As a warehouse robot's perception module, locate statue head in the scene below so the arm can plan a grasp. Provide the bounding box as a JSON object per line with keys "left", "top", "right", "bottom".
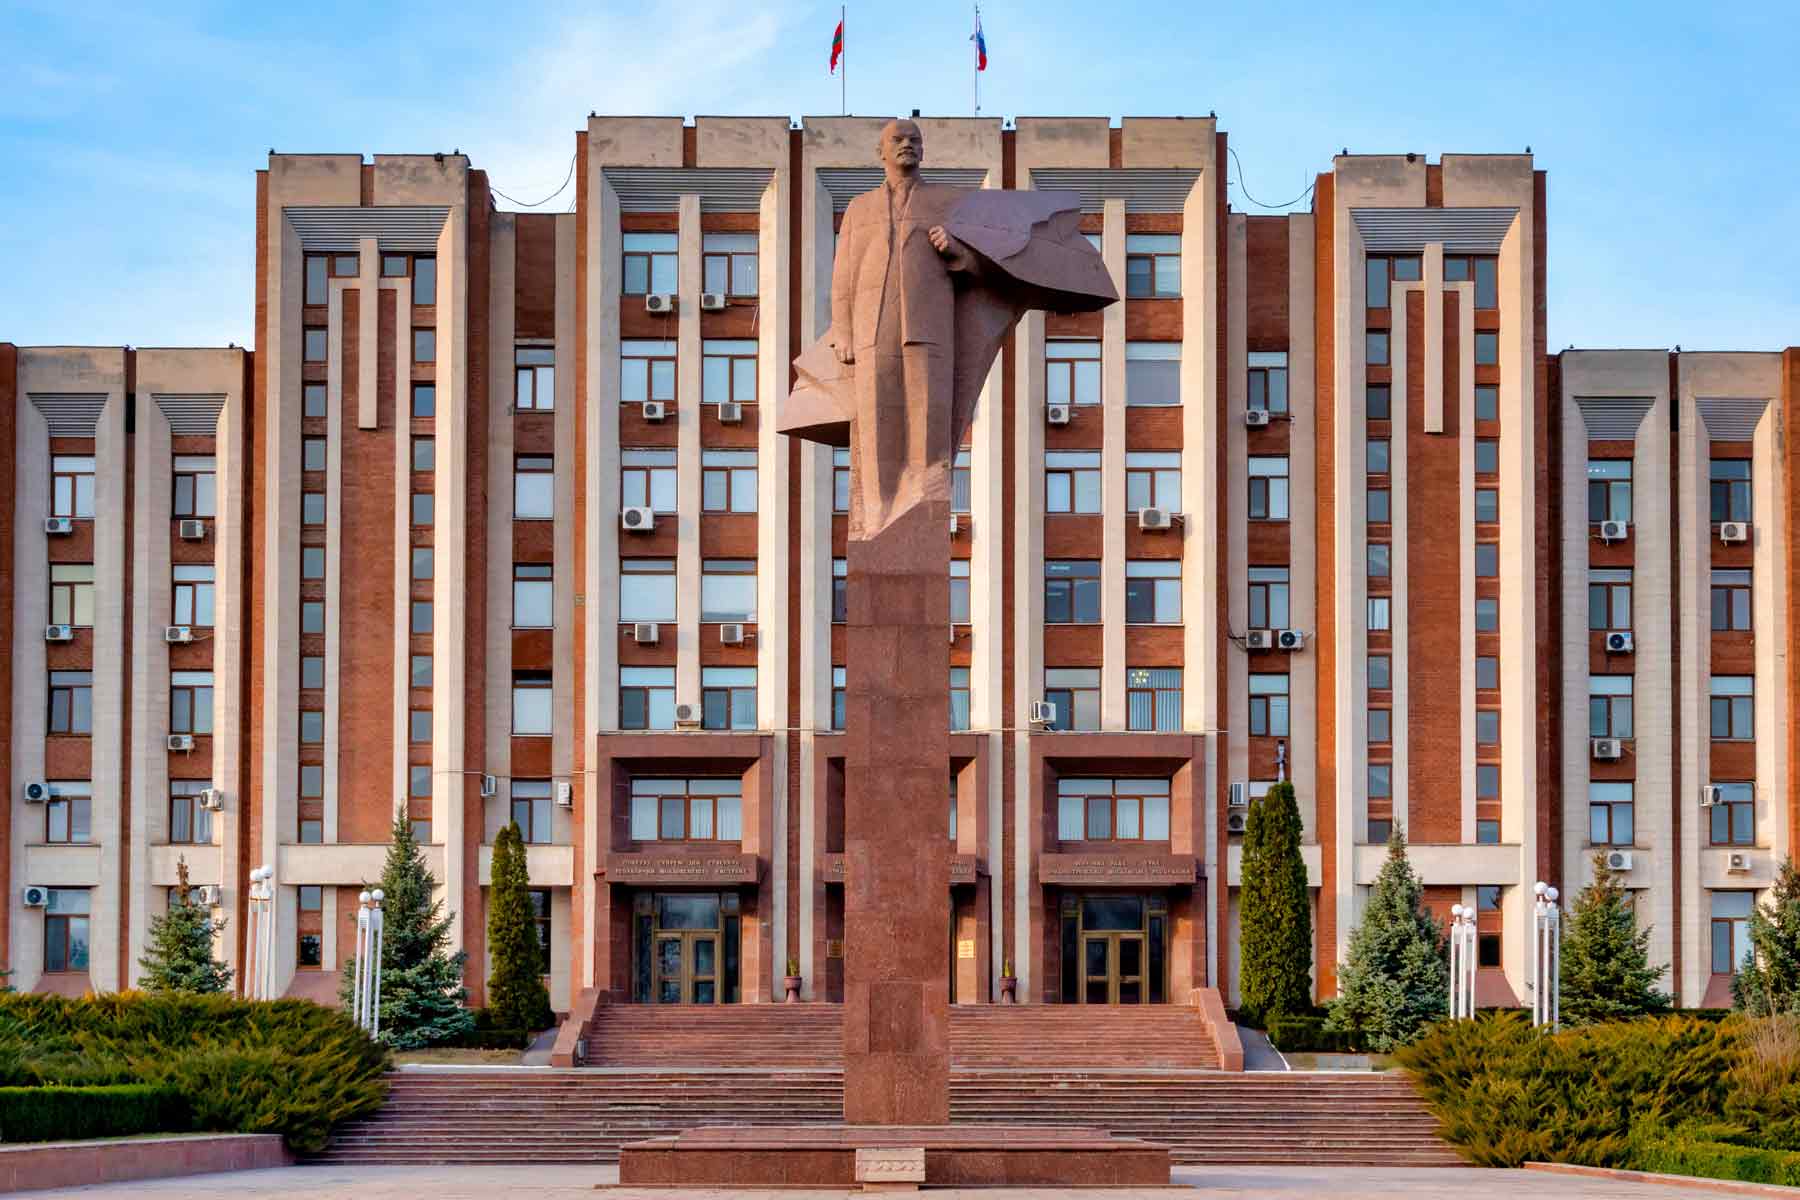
{"left": 878, "top": 119, "right": 923, "bottom": 179}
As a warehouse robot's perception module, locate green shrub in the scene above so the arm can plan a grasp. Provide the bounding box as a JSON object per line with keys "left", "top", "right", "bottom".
{"left": 0, "top": 1085, "right": 189, "bottom": 1143}
{"left": 1633, "top": 1137, "right": 1800, "bottom": 1187}
{"left": 449, "top": 1027, "right": 533, "bottom": 1051}
{"left": 1239, "top": 782, "right": 1314, "bottom": 1028}
{"left": 1722, "top": 1015, "right": 1800, "bottom": 1151}
{"left": 1267, "top": 1013, "right": 1360, "bottom": 1054}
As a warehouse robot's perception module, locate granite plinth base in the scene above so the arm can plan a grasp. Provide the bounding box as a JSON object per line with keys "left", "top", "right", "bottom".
{"left": 616, "top": 1125, "right": 1170, "bottom": 1188}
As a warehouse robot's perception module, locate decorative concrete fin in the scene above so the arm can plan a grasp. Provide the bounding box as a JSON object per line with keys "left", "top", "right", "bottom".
{"left": 1574, "top": 396, "right": 1654, "bottom": 441}
{"left": 29, "top": 393, "right": 106, "bottom": 437}
{"left": 1350, "top": 207, "right": 1518, "bottom": 253}
{"left": 155, "top": 394, "right": 227, "bottom": 437}
{"left": 600, "top": 168, "right": 775, "bottom": 213}
{"left": 1697, "top": 397, "right": 1770, "bottom": 442}
{"left": 1020, "top": 169, "right": 1203, "bottom": 214}
{"left": 283, "top": 206, "right": 449, "bottom": 252}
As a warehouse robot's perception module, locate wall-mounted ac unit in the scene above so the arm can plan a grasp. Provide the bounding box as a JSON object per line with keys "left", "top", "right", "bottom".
{"left": 641, "top": 400, "right": 668, "bottom": 422}
{"left": 621, "top": 506, "right": 655, "bottom": 533}
{"left": 1029, "top": 700, "right": 1056, "bottom": 725}
{"left": 21, "top": 886, "right": 48, "bottom": 908}
{"left": 716, "top": 401, "right": 744, "bottom": 424}
{"left": 633, "top": 622, "right": 660, "bottom": 644}
{"left": 192, "top": 885, "right": 223, "bottom": 907}
{"left": 44, "top": 517, "right": 73, "bottom": 535}
{"left": 720, "top": 623, "right": 747, "bottom": 645}
{"left": 556, "top": 781, "right": 574, "bottom": 808}
{"left": 1245, "top": 629, "right": 1274, "bottom": 650}
{"left": 22, "top": 782, "right": 48, "bottom": 804}
{"left": 1137, "top": 508, "right": 1173, "bottom": 531}
{"left": 1228, "top": 782, "right": 1249, "bottom": 809}
{"left": 1591, "top": 737, "right": 1623, "bottom": 761}
{"left": 167, "top": 734, "right": 196, "bottom": 752}
{"left": 1727, "top": 852, "right": 1752, "bottom": 874}
{"left": 1046, "top": 403, "right": 1072, "bottom": 426}
{"left": 165, "top": 625, "right": 193, "bottom": 644}
{"left": 674, "top": 703, "right": 702, "bottom": 728}
{"left": 699, "top": 292, "right": 727, "bottom": 312}
{"left": 178, "top": 519, "right": 207, "bottom": 541}
{"left": 1605, "top": 631, "right": 1634, "bottom": 654}
{"left": 1226, "top": 811, "right": 1249, "bottom": 834}
{"left": 479, "top": 774, "right": 497, "bottom": 798}
{"left": 1701, "top": 785, "right": 1724, "bottom": 807}
{"left": 198, "top": 788, "right": 224, "bottom": 812}
{"left": 645, "top": 293, "right": 675, "bottom": 314}
{"left": 1720, "top": 521, "right": 1750, "bottom": 544}
{"left": 1277, "top": 629, "right": 1306, "bottom": 651}
{"left": 1598, "top": 519, "right": 1630, "bottom": 543}
{"left": 1605, "top": 850, "right": 1634, "bottom": 872}
{"left": 949, "top": 513, "right": 966, "bottom": 535}
{"left": 1245, "top": 409, "right": 1271, "bottom": 428}
{"left": 45, "top": 624, "right": 73, "bottom": 642}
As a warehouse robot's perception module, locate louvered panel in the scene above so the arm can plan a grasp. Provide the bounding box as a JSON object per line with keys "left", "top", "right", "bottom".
{"left": 601, "top": 168, "right": 775, "bottom": 213}
{"left": 1698, "top": 397, "right": 1770, "bottom": 442}
{"left": 1025, "top": 169, "right": 1204, "bottom": 213}
{"left": 1350, "top": 208, "right": 1519, "bottom": 253}
{"left": 283, "top": 206, "right": 451, "bottom": 251}
{"left": 29, "top": 393, "right": 107, "bottom": 438}
{"left": 155, "top": 394, "right": 227, "bottom": 437}
{"left": 1574, "top": 397, "right": 1654, "bottom": 440}
{"left": 818, "top": 168, "right": 989, "bottom": 213}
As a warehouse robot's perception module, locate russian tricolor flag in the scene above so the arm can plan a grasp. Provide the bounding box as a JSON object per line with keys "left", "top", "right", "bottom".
{"left": 970, "top": 6, "right": 987, "bottom": 71}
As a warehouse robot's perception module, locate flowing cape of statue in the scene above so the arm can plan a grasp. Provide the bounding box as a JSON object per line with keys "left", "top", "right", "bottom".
{"left": 780, "top": 190, "right": 1117, "bottom": 452}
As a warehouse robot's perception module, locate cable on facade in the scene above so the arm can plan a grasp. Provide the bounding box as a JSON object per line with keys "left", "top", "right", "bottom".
{"left": 490, "top": 151, "right": 578, "bottom": 209}
{"left": 1227, "top": 146, "right": 1316, "bottom": 211}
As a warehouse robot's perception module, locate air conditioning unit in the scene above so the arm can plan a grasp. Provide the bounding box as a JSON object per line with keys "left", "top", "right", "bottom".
{"left": 45, "top": 624, "right": 73, "bottom": 642}
{"left": 1720, "top": 521, "right": 1750, "bottom": 544}
{"left": 1245, "top": 629, "right": 1274, "bottom": 650}
{"left": 645, "top": 292, "right": 675, "bottom": 314}
{"left": 1605, "top": 631, "right": 1634, "bottom": 654}
{"left": 22, "top": 782, "right": 48, "bottom": 804}
{"left": 1046, "top": 403, "right": 1072, "bottom": 426}
{"left": 44, "top": 517, "right": 73, "bottom": 535}
{"left": 699, "top": 292, "right": 727, "bottom": 312}
{"left": 167, "top": 734, "right": 196, "bottom": 752}
{"left": 1701, "top": 785, "right": 1724, "bottom": 807}
{"left": 22, "top": 886, "right": 48, "bottom": 909}
{"left": 1228, "top": 782, "right": 1249, "bottom": 809}
{"left": 716, "top": 401, "right": 744, "bottom": 424}
{"left": 949, "top": 513, "right": 964, "bottom": 535}
{"left": 720, "top": 622, "right": 747, "bottom": 645}
{"left": 641, "top": 400, "right": 668, "bottom": 422}
{"left": 198, "top": 788, "right": 224, "bottom": 812}
{"left": 1277, "top": 629, "right": 1306, "bottom": 651}
{"left": 192, "top": 885, "right": 223, "bottom": 907}
{"left": 1245, "top": 408, "right": 1271, "bottom": 428}
{"left": 1728, "top": 852, "right": 1753, "bottom": 874}
{"left": 1598, "top": 519, "right": 1630, "bottom": 543}
{"left": 1591, "top": 737, "right": 1622, "bottom": 761}
{"left": 620, "top": 506, "right": 655, "bottom": 533}
{"left": 632, "top": 622, "right": 660, "bottom": 644}
{"left": 1605, "top": 850, "right": 1635, "bottom": 872}
{"left": 1137, "top": 507, "right": 1173, "bottom": 531}
{"left": 178, "top": 519, "right": 207, "bottom": 541}
{"left": 674, "top": 702, "right": 702, "bottom": 728}
{"left": 165, "top": 625, "right": 193, "bottom": 644}
{"left": 1029, "top": 699, "right": 1056, "bottom": 725}
{"left": 1226, "top": 811, "right": 1249, "bottom": 834}
{"left": 555, "top": 781, "right": 574, "bottom": 808}
{"left": 479, "top": 774, "right": 497, "bottom": 798}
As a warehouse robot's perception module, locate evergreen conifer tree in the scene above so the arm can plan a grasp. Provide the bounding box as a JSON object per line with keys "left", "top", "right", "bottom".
{"left": 137, "top": 858, "right": 232, "bottom": 994}
{"left": 1238, "top": 780, "right": 1313, "bottom": 1027}
{"left": 1736, "top": 856, "right": 1800, "bottom": 1015}
{"left": 486, "top": 821, "right": 554, "bottom": 1032}
{"left": 1559, "top": 852, "right": 1671, "bottom": 1025}
{"left": 340, "top": 812, "right": 475, "bottom": 1049}
{"left": 1324, "top": 824, "right": 1448, "bottom": 1051}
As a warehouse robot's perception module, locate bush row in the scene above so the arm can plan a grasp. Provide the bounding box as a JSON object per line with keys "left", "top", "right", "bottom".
{"left": 1266, "top": 1013, "right": 1362, "bottom": 1054}
{"left": 1634, "top": 1137, "right": 1800, "bottom": 1188}
{"left": 0, "top": 1085, "right": 189, "bottom": 1143}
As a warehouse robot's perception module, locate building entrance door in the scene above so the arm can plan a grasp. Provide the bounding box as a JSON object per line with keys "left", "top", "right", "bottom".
{"left": 633, "top": 891, "right": 741, "bottom": 1004}
{"left": 1081, "top": 932, "right": 1146, "bottom": 1004}
{"left": 1060, "top": 893, "right": 1168, "bottom": 1004}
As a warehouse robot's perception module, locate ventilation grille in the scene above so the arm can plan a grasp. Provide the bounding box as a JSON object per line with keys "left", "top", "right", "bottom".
{"left": 818, "top": 168, "right": 989, "bottom": 213}
{"left": 1350, "top": 207, "right": 1519, "bottom": 253}
{"left": 1697, "top": 397, "right": 1770, "bottom": 442}
{"left": 601, "top": 168, "right": 775, "bottom": 213}
{"left": 1574, "top": 396, "right": 1654, "bottom": 441}
{"left": 283, "top": 206, "right": 450, "bottom": 252}
{"left": 155, "top": 394, "right": 227, "bottom": 436}
{"left": 1025, "top": 168, "right": 1204, "bottom": 213}
{"left": 29, "top": 394, "right": 107, "bottom": 438}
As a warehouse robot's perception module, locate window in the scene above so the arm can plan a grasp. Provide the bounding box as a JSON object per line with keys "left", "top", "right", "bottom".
{"left": 621, "top": 340, "right": 677, "bottom": 405}
{"left": 950, "top": 667, "right": 971, "bottom": 731}
{"left": 412, "top": 384, "right": 436, "bottom": 418}
{"left": 832, "top": 558, "right": 847, "bottom": 624}
{"left": 515, "top": 346, "right": 555, "bottom": 411}
{"left": 1711, "top": 459, "right": 1752, "bottom": 523}
{"left": 701, "top": 559, "right": 756, "bottom": 622}
{"left": 410, "top": 492, "right": 433, "bottom": 526}
{"left": 412, "top": 547, "right": 433, "bottom": 580}
{"left": 303, "top": 385, "right": 327, "bottom": 418}
{"left": 172, "top": 456, "right": 217, "bottom": 518}
{"left": 411, "top": 820, "right": 432, "bottom": 843}
{"left": 303, "top": 437, "right": 326, "bottom": 472}
{"left": 1045, "top": 451, "right": 1102, "bottom": 514}
{"left": 514, "top": 455, "right": 554, "bottom": 520}
{"left": 510, "top": 780, "right": 554, "bottom": 844}
{"left": 169, "top": 780, "right": 213, "bottom": 845}
{"left": 1248, "top": 457, "right": 1289, "bottom": 520}
{"left": 170, "top": 670, "right": 214, "bottom": 735}
{"left": 1044, "top": 560, "right": 1101, "bottom": 624}
{"left": 1476, "top": 656, "right": 1499, "bottom": 690}
{"left": 1368, "top": 596, "right": 1392, "bottom": 631}
{"left": 950, "top": 560, "right": 971, "bottom": 624}
{"left": 1367, "top": 439, "right": 1390, "bottom": 475}
{"left": 1470, "top": 387, "right": 1499, "bottom": 424}
{"left": 408, "top": 705, "right": 431, "bottom": 744}
{"left": 1475, "top": 439, "right": 1499, "bottom": 475}
{"left": 1126, "top": 452, "right": 1181, "bottom": 512}
{"left": 1709, "top": 781, "right": 1756, "bottom": 848}
{"left": 302, "top": 655, "right": 324, "bottom": 690}
{"left": 411, "top": 601, "right": 432, "bottom": 634}
{"left": 1365, "top": 254, "right": 1420, "bottom": 310}
{"left": 305, "top": 254, "right": 330, "bottom": 305}
{"left": 529, "top": 890, "right": 552, "bottom": 974}
{"left": 620, "top": 559, "right": 676, "bottom": 622}
{"left": 47, "top": 671, "right": 92, "bottom": 735}
{"left": 302, "top": 600, "right": 326, "bottom": 634}
{"left": 1125, "top": 234, "right": 1181, "bottom": 298}
{"left": 702, "top": 233, "right": 758, "bottom": 298}
{"left": 1589, "top": 568, "right": 1631, "bottom": 631}
{"left": 513, "top": 671, "right": 553, "bottom": 735}
{"left": 49, "top": 563, "right": 94, "bottom": 628}
{"left": 1127, "top": 667, "right": 1182, "bottom": 732}
{"left": 1474, "top": 332, "right": 1498, "bottom": 365}
{"left": 1368, "top": 543, "right": 1391, "bottom": 579}
{"left": 1249, "top": 674, "right": 1290, "bottom": 737}
{"left": 301, "top": 764, "right": 323, "bottom": 800}
{"left": 702, "top": 340, "right": 758, "bottom": 406}
{"left": 1588, "top": 675, "right": 1634, "bottom": 740}
{"left": 1474, "top": 543, "right": 1499, "bottom": 578}
{"left": 1587, "top": 460, "right": 1631, "bottom": 524}
{"left": 1046, "top": 339, "right": 1101, "bottom": 406}
{"left": 304, "top": 328, "right": 327, "bottom": 362}
{"left": 300, "top": 709, "right": 325, "bottom": 744}
{"left": 1247, "top": 566, "right": 1290, "bottom": 629}
{"left": 1126, "top": 342, "right": 1180, "bottom": 406}
{"left": 1477, "top": 935, "right": 1503, "bottom": 969}
{"left": 1058, "top": 777, "right": 1171, "bottom": 842}
{"left": 412, "top": 438, "right": 435, "bottom": 472}
{"left": 1475, "top": 597, "right": 1499, "bottom": 631}
{"left": 413, "top": 329, "right": 435, "bottom": 363}
{"left": 45, "top": 782, "right": 92, "bottom": 844}
{"left": 1368, "top": 487, "right": 1391, "bottom": 524}
{"left": 412, "top": 256, "right": 436, "bottom": 305}
{"left": 1366, "top": 385, "right": 1391, "bottom": 421}
{"left": 818, "top": 664, "right": 842, "bottom": 731}
{"left": 169, "top": 564, "right": 215, "bottom": 628}
{"left": 1043, "top": 668, "right": 1101, "bottom": 732}
{"left": 622, "top": 448, "right": 678, "bottom": 512}
{"left": 1366, "top": 331, "right": 1389, "bottom": 366}
{"left": 1368, "top": 654, "right": 1391, "bottom": 690}
{"left": 1712, "top": 570, "right": 1753, "bottom": 632}
{"left": 953, "top": 449, "right": 971, "bottom": 513}
{"left": 620, "top": 667, "right": 676, "bottom": 730}
{"left": 297, "top": 885, "right": 323, "bottom": 968}
{"left": 52, "top": 455, "right": 95, "bottom": 518}
{"left": 1368, "top": 764, "right": 1392, "bottom": 799}
{"left": 701, "top": 449, "right": 757, "bottom": 513}
{"left": 513, "top": 564, "right": 553, "bottom": 628}
{"left": 1248, "top": 352, "right": 1288, "bottom": 415}
{"left": 630, "top": 777, "right": 743, "bottom": 841}
{"left": 1712, "top": 892, "right": 1755, "bottom": 974}
{"left": 1475, "top": 488, "right": 1498, "bottom": 522}
{"left": 1477, "top": 819, "right": 1501, "bottom": 845}
{"left": 1589, "top": 781, "right": 1635, "bottom": 846}
{"left": 303, "top": 491, "right": 326, "bottom": 526}
{"left": 701, "top": 667, "right": 756, "bottom": 731}
{"left": 1478, "top": 764, "right": 1499, "bottom": 801}
{"left": 1711, "top": 676, "right": 1754, "bottom": 740}
{"left": 1369, "top": 707, "right": 1391, "bottom": 744}
{"left": 1443, "top": 254, "right": 1499, "bottom": 309}
{"left": 43, "top": 888, "right": 91, "bottom": 973}
{"left": 1125, "top": 560, "right": 1181, "bottom": 624}
{"left": 622, "top": 232, "right": 678, "bottom": 295}
{"left": 411, "top": 655, "right": 433, "bottom": 688}
{"left": 1476, "top": 709, "right": 1500, "bottom": 745}
{"left": 833, "top": 448, "right": 851, "bottom": 514}
{"left": 1367, "top": 818, "right": 1393, "bottom": 844}
{"left": 1476, "top": 885, "right": 1502, "bottom": 913}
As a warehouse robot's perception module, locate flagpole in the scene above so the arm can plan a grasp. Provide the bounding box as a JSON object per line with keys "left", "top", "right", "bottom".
{"left": 972, "top": 6, "right": 979, "bottom": 117}
{"left": 841, "top": 5, "right": 846, "bottom": 116}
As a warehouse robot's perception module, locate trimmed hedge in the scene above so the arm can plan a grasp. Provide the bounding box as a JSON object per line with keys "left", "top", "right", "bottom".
{"left": 0, "top": 1085, "right": 189, "bottom": 1143}
{"left": 448, "top": 1028, "right": 533, "bottom": 1051}
{"left": 1634, "top": 1138, "right": 1800, "bottom": 1188}
{"left": 1267, "top": 1013, "right": 1361, "bottom": 1054}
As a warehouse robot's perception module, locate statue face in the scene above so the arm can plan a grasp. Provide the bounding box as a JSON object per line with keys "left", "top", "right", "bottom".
{"left": 879, "top": 120, "right": 923, "bottom": 173}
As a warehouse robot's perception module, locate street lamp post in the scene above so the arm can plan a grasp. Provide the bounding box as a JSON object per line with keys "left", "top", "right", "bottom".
{"left": 352, "top": 889, "right": 386, "bottom": 1036}
{"left": 1531, "top": 881, "right": 1562, "bottom": 1029}
{"left": 1448, "top": 903, "right": 1477, "bottom": 1020}
{"left": 245, "top": 864, "right": 275, "bottom": 1000}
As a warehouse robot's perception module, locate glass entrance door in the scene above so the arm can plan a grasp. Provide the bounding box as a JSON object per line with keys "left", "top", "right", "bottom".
{"left": 633, "top": 891, "right": 741, "bottom": 1004}
{"left": 1081, "top": 932, "right": 1146, "bottom": 1004}
{"left": 1060, "top": 893, "right": 1168, "bottom": 1004}
{"left": 654, "top": 931, "right": 720, "bottom": 1004}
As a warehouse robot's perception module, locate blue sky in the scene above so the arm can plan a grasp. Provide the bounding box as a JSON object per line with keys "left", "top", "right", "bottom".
{"left": 3, "top": 0, "right": 1796, "bottom": 352}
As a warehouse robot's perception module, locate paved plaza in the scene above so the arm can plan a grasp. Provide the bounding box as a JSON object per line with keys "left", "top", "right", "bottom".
{"left": 10, "top": 1163, "right": 1749, "bottom": 1198}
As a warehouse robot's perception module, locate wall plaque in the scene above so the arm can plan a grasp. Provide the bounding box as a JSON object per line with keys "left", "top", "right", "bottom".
{"left": 601, "top": 851, "right": 759, "bottom": 885}
{"left": 1037, "top": 852, "right": 1198, "bottom": 886}
{"left": 957, "top": 938, "right": 976, "bottom": 960}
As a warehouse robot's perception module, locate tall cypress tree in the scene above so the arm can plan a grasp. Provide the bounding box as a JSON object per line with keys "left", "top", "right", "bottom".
{"left": 1325, "top": 824, "right": 1447, "bottom": 1051}
{"left": 1559, "top": 851, "right": 1671, "bottom": 1025}
{"left": 1736, "top": 856, "right": 1800, "bottom": 1016}
{"left": 1238, "top": 781, "right": 1313, "bottom": 1026}
{"left": 137, "top": 858, "right": 232, "bottom": 994}
{"left": 486, "top": 821, "right": 554, "bottom": 1031}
